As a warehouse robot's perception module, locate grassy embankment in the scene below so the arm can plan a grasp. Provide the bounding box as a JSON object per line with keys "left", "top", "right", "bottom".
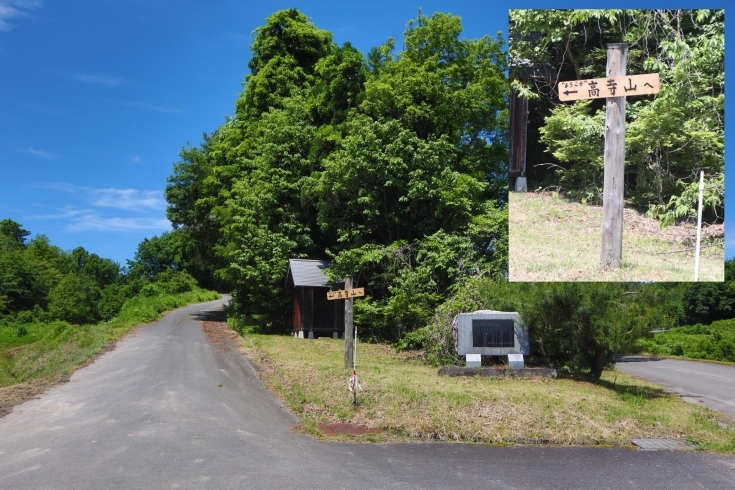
{"left": 0, "top": 289, "right": 220, "bottom": 389}
{"left": 509, "top": 192, "right": 724, "bottom": 281}
{"left": 637, "top": 319, "right": 735, "bottom": 363}
{"left": 236, "top": 333, "right": 735, "bottom": 452}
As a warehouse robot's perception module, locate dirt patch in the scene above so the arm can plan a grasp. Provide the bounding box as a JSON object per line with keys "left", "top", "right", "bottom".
{"left": 317, "top": 423, "right": 383, "bottom": 436}
{"left": 202, "top": 320, "right": 239, "bottom": 347}
{"left": 0, "top": 377, "right": 69, "bottom": 418}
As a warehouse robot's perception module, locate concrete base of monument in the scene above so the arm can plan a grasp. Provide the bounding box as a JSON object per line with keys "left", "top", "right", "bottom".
{"left": 438, "top": 366, "right": 557, "bottom": 378}
{"left": 514, "top": 176, "right": 527, "bottom": 192}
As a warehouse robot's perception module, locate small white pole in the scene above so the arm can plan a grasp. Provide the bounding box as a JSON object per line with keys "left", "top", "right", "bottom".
{"left": 694, "top": 171, "right": 704, "bottom": 281}
{"left": 350, "top": 325, "right": 357, "bottom": 406}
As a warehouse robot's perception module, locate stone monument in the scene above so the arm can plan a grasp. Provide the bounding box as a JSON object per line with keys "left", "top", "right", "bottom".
{"left": 453, "top": 310, "right": 529, "bottom": 368}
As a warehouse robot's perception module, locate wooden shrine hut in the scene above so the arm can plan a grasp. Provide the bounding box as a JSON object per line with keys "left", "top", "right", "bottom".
{"left": 509, "top": 30, "right": 557, "bottom": 191}
{"left": 285, "top": 259, "right": 344, "bottom": 339}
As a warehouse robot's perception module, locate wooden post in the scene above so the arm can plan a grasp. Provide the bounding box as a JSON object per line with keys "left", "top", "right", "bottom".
{"left": 344, "top": 277, "right": 354, "bottom": 368}
{"left": 694, "top": 171, "right": 704, "bottom": 281}
{"left": 601, "top": 43, "right": 627, "bottom": 269}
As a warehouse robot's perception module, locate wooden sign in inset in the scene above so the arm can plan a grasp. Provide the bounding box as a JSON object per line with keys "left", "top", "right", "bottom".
{"left": 558, "top": 73, "right": 660, "bottom": 101}
{"left": 327, "top": 287, "right": 365, "bottom": 300}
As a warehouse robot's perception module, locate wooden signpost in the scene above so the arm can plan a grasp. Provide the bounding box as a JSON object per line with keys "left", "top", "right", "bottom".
{"left": 327, "top": 279, "right": 366, "bottom": 368}
{"left": 558, "top": 43, "right": 660, "bottom": 269}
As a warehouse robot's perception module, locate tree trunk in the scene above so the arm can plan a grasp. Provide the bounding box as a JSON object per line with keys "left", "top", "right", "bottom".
{"left": 590, "top": 347, "right": 609, "bottom": 381}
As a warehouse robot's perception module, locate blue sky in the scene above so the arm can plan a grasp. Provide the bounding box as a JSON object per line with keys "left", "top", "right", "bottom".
{"left": 0, "top": 0, "right": 731, "bottom": 267}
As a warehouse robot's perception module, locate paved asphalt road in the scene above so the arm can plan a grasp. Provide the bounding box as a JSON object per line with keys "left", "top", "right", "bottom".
{"left": 1, "top": 298, "right": 734, "bottom": 489}
{"left": 616, "top": 356, "right": 735, "bottom": 422}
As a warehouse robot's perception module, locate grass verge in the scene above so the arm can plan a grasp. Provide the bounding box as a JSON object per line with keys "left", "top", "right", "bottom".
{"left": 237, "top": 333, "right": 735, "bottom": 452}
{"left": 0, "top": 289, "right": 220, "bottom": 396}
{"left": 509, "top": 192, "right": 724, "bottom": 281}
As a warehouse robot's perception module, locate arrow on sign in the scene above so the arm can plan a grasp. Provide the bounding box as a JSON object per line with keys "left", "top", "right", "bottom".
{"left": 559, "top": 73, "right": 659, "bottom": 101}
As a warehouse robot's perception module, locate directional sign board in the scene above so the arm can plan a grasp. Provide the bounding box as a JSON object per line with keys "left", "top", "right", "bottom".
{"left": 327, "top": 288, "right": 365, "bottom": 300}
{"left": 559, "top": 73, "right": 660, "bottom": 101}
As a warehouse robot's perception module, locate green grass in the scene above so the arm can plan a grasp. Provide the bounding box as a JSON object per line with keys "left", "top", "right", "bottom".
{"left": 509, "top": 192, "right": 724, "bottom": 281}
{"left": 637, "top": 319, "right": 735, "bottom": 362}
{"left": 0, "top": 289, "right": 220, "bottom": 388}
{"left": 237, "top": 333, "right": 735, "bottom": 452}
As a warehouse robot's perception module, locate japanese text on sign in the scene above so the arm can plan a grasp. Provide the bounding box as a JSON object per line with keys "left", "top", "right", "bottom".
{"left": 327, "top": 287, "right": 365, "bottom": 300}
{"left": 559, "top": 73, "right": 660, "bottom": 101}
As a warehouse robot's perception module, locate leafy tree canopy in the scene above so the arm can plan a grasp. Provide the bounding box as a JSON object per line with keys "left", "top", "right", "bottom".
{"left": 165, "top": 9, "right": 509, "bottom": 336}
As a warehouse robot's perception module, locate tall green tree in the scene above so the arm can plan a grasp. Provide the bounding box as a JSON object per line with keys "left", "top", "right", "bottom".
{"left": 239, "top": 8, "right": 334, "bottom": 121}
{"left": 308, "top": 12, "right": 508, "bottom": 338}
{"left": 164, "top": 9, "right": 509, "bottom": 337}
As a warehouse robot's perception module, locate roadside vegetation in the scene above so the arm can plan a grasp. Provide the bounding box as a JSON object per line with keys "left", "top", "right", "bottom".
{"left": 0, "top": 219, "right": 219, "bottom": 391}
{"left": 237, "top": 333, "right": 735, "bottom": 452}
{"left": 0, "top": 288, "right": 219, "bottom": 389}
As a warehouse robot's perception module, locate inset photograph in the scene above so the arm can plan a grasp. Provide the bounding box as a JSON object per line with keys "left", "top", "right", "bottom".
{"left": 508, "top": 9, "right": 724, "bottom": 281}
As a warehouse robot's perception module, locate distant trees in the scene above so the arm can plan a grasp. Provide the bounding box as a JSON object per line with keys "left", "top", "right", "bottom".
{"left": 0, "top": 221, "right": 207, "bottom": 326}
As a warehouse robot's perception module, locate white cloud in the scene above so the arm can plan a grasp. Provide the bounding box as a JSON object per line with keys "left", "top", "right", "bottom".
{"left": 66, "top": 72, "right": 129, "bottom": 87}
{"left": 65, "top": 214, "right": 171, "bottom": 232}
{"left": 91, "top": 188, "right": 165, "bottom": 211}
{"left": 27, "top": 205, "right": 84, "bottom": 220}
{"left": 106, "top": 100, "right": 181, "bottom": 114}
{"left": 24, "top": 146, "right": 59, "bottom": 159}
{"left": 29, "top": 184, "right": 170, "bottom": 233}
{"left": 0, "top": 0, "right": 40, "bottom": 32}
{"left": 131, "top": 156, "right": 141, "bottom": 163}
{"left": 123, "top": 101, "right": 182, "bottom": 114}
{"left": 39, "top": 183, "right": 166, "bottom": 212}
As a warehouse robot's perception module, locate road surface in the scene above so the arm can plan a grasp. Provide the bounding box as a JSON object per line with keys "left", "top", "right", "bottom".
{"left": 0, "top": 298, "right": 733, "bottom": 489}
{"left": 616, "top": 356, "right": 735, "bottom": 422}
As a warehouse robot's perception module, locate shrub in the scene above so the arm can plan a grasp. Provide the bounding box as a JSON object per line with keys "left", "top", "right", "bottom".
{"left": 48, "top": 273, "right": 101, "bottom": 325}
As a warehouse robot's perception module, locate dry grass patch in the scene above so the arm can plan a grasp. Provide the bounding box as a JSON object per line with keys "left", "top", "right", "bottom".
{"left": 509, "top": 192, "right": 724, "bottom": 281}
{"left": 237, "top": 333, "right": 735, "bottom": 452}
